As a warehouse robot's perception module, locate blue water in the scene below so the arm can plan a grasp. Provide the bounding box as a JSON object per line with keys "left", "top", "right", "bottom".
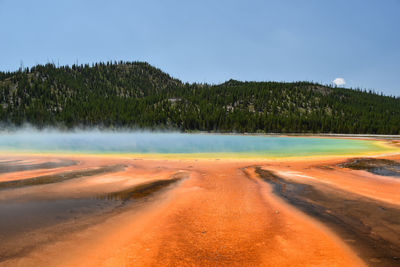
{"left": 0, "top": 132, "right": 390, "bottom": 157}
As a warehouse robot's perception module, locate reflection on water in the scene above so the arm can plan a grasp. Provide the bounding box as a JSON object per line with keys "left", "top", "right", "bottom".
{"left": 0, "top": 198, "right": 120, "bottom": 239}
{"left": 0, "top": 169, "right": 184, "bottom": 261}
{"left": 0, "top": 177, "right": 182, "bottom": 239}
{"left": 0, "top": 197, "right": 124, "bottom": 261}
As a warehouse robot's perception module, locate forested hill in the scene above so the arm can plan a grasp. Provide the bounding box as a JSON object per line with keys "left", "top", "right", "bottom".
{"left": 0, "top": 61, "right": 399, "bottom": 134}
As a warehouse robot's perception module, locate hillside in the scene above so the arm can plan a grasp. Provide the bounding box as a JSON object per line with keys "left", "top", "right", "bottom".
{"left": 0, "top": 61, "right": 399, "bottom": 134}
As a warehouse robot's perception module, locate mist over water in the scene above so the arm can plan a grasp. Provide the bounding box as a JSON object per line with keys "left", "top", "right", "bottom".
{"left": 0, "top": 130, "right": 391, "bottom": 157}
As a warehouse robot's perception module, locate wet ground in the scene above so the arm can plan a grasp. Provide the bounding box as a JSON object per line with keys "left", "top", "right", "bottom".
{"left": 0, "top": 158, "right": 185, "bottom": 263}
{"left": 0, "top": 164, "right": 125, "bottom": 190}
{"left": 254, "top": 166, "right": 400, "bottom": 267}
{"left": 339, "top": 158, "right": 400, "bottom": 177}
{"left": 0, "top": 159, "right": 77, "bottom": 174}
{"left": 0, "top": 154, "right": 399, "bottom": 266}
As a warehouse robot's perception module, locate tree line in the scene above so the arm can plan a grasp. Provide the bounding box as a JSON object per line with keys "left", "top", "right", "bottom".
{"left": 0, "top": 61, "right": 399, "bottom": 134}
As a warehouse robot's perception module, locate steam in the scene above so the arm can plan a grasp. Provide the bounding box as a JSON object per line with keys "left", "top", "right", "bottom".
{"left": 0, "top": 127, "right": 377, "bottom": 156}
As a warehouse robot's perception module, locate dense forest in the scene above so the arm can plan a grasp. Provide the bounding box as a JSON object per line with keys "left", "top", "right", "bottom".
{"left": 0, "top": 61, "right": 399, "bottom": 134}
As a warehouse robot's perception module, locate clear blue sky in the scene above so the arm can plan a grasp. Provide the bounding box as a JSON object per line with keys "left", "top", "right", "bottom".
{"left": 1, "top": 0, "right": 399, "bottom": 95}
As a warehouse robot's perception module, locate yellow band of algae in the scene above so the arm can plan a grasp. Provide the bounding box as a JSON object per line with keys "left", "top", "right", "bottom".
{"left": 0, "top": 139, "right": 398, "bottom": 162}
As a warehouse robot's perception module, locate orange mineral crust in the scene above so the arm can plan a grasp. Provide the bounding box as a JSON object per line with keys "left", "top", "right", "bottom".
{"left": 264, "top": 156, "right": 400, "bottom": 205}
{"left": 0, "top": 156, "right": 373, "bottom": 267}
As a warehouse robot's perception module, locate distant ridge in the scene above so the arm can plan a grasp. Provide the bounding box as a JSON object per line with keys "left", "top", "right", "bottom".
{"left": 0, "top": 61, "right": 399, "bottom": 134}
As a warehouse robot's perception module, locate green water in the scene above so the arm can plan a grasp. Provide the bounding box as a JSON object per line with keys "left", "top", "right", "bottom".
{"left": 0, "top": 132, "right": 395, "bottom": 158}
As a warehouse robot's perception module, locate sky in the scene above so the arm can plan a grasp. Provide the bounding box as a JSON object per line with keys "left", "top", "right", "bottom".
{"left": 0, "top": 0, "right": 399, "bottom": 95}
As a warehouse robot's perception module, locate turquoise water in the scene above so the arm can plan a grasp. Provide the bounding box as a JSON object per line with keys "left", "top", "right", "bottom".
{"left": 0, "top": 132, "right": 392, "bottom": 157}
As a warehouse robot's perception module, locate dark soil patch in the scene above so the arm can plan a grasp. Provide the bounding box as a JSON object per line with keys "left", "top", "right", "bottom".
{"left": 255, "top": 167, "right": 400, "bottom": 267}
{"left": 99, "top": 172, "right": 187, "bottom": 201}
{"left": 0, "top": 164, "right": 125, "bottom": 190}
{"left": 340, "top": 158, "right": 400, "bottom": 177}
{"left": 0, "top": 159, "right": 78, "bottom": 174}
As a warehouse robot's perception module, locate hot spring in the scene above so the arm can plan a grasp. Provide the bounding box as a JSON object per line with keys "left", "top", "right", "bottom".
{"left": 0, "top": 131, "right": 395, "bottom": 158}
